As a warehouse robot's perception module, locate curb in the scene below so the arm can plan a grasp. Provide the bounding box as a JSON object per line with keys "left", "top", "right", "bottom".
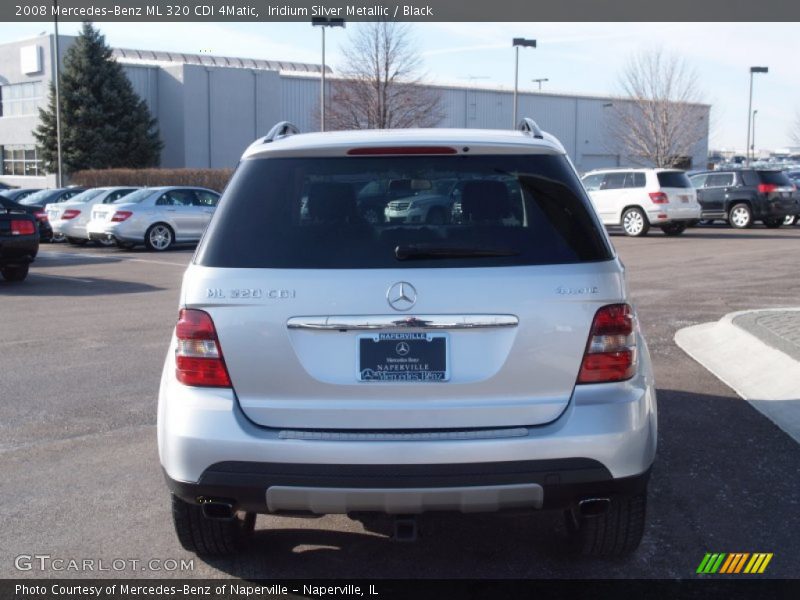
{"left": 675, "top": 309, "right": 800, "bottom": 445}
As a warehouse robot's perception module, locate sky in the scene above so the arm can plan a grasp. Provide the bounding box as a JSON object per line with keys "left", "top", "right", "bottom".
{"left": 1, "top": 21, "right": 798, "bottom": 151}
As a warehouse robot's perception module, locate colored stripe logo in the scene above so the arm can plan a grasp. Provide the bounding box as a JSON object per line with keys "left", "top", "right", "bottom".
{"left": 696, "top": 553, "right": 773, "bottom": 574}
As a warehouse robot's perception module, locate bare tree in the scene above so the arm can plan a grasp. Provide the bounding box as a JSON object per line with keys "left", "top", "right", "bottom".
{"left": 607, "top": 49, "right": 707, "bottom": 167}
{"left": 791, "top": 109, "right": 800, "bottom": 146}
{"left": 325, "top": 22, "right": 443, "bottom": 130}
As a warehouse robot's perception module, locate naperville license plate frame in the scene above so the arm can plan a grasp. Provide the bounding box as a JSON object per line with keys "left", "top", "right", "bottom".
{"left": 358, "top": 332, "right": 449, "bottom": 382}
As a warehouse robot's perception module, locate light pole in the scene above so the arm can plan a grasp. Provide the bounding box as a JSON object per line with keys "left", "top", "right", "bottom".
{"left": 532, "top": 77, "right": 548, "bottom": 91}
{"left": 746, "top": 66, "right": 767, "bottom": 166}
{"left": 53, "top": 0, "right": 63, "bottom": 187}
{"left": 751, "top": 109, "right": 758, "bottom": 161}
{"left": 512, "top": 37, "right": 536, "bottom": 128}
{"left": 311, "top": 17, "right": 345, "bottom": 132}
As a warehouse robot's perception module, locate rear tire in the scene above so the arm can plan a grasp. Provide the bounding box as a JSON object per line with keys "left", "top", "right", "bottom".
{"left": 66, "top": 236, "right": 88, "bottom": 246}
{"left": 763, "top": 217, "right": 783, "bottom": 229}
{"left": 660, "top": 222, "right": 687, "bottom": 236}
{"left": 783, "top": 215, "right": 797, "bottom": 226}
{"left": 1, "top": 264, "right": 29, "bottom": 282}
{"left": 621, "top": 207, "right": 649, "bottom": 237}
{"left": 565, "top": 493, "right": 647, "bottom": 557}
{"left": 728, "top": 203, "right": 752, "bottom": 229}
{"left": 145, "top": 223, "right": 174, "bottom": 252}
{"left": 171, "top": 495, "right": 255, "bottom": 557}
{"left": 115, "top": 240, "right": 135, "bottom": 250}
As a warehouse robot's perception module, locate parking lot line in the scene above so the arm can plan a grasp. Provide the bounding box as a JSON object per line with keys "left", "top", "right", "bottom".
{"left": 38, "top": 250, "right": 189, "bottom": 267}
{"left": 30, "top": 273, "right": 94, "bottom": 284}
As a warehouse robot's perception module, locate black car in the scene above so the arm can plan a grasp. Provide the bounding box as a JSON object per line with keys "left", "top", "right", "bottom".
{"left": 0, "top": 207, "right": 38, "bottom": 282}
{"left": 0, "top": 188, "right": 42, "bottom": 203}
{"left": 16, "top": 187, "right": 86, "bottom": 209}
{"left": 0, "top": 195, "right": 53, "bottom": 242}
{"left": 784, "top": 170, "right": 800, "bottom": 225}
{"left": 689, "top": 169, "right": 797, "bottom": 228}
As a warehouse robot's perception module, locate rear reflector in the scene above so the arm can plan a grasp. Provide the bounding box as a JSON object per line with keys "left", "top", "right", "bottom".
{"left": 111, "top": 211, "right": 133, "bottom": 222}
{"left": 757, "top": 183, "right": 778, "bottom": 193}
{"left": 347, "top": 146, "right": 458, "bottom": 156}
{"left": 175, "top": 309, "right": 231, "bottom": 387}
{"left": 61, "top": 209, "right": 81, "bottom": 220}
{"left": 577, "top": 304, "right": 637, "bottom": 384}
{"left": 10, "top": 220, "right": 36, "bottom": 235}
{"left": 649, "top": 192, "right": 669, "bottom": 204}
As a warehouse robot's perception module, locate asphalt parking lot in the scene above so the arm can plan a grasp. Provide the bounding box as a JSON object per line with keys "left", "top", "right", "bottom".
{"left": 2, "top": 226, "right": 799, "bottom": 579}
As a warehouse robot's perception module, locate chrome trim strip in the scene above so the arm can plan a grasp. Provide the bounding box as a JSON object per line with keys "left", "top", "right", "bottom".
{"left": 286, "top": 314, "right": 519, "bottom": 331}
{"left": 278, "top": 428, "right": 528, "bottom": 441}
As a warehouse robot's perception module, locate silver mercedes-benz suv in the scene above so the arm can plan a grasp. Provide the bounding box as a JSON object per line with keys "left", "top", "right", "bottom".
{"left": 158, "top": 120, "right": 657, "bottom": 558}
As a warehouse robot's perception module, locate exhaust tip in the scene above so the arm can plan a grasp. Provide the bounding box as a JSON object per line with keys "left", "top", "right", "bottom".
{"left": 199, "top": 499, "right": 235, "bottom": 520}
{"left": 578, "top": 497, "right": 611, "bottom": 517}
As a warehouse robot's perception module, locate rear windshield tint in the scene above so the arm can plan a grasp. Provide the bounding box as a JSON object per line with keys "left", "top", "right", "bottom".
{"left": 656, "top": 171, "right": 692, "bottom": 188}
{"left": 757, "top": 171, "right": 792, "bottom": 186}
{"left": 195, "top": 154, "right": 613, "bottom": 269}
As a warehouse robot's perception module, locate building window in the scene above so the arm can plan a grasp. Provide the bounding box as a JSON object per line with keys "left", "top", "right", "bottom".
{"left": 1, "top": 145, "right": 43, "bottom": 176}
{"left": 0, "top": 81, "right": 45, "bottom": 117}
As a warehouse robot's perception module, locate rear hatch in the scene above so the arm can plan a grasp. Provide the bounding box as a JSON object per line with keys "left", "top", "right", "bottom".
{"left": 757, "top": 170, "right": 796, "bottom": 211}
{"left": 187, "top": 151, "right": 623, "bottom": 430}
{"left": 656, "top": 171, "right": 698, "bottom": 216}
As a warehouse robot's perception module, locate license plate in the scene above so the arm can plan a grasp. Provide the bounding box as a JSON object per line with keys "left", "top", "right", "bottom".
{"left": 358, "top": 332, "right": 449, "bottom": 382}
{"left": 680, "top": 195, "right": 690, "bottom": 203}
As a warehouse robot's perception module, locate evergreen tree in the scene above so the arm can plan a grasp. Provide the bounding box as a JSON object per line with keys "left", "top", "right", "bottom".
{"left": 34, "top": 22, "right": 162, "bottom": 173}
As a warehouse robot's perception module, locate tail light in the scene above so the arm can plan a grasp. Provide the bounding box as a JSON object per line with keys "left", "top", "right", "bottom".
{"left": 649, "top": 192, "right": 669, "bottom": 204}
{"left": 175, "top": 309, "right": 231, "bottom": 388}
{"left": 757, "top": 183, "right": 778, "bottom": 193}
{"left": 33, "top": 210, "right": 48, "bottom": 222}
{"left": 61, "top": 209, "right": 81, "bottom": 220}
{"left": 10, "top": 220, "right": 36, "bottom": 235}
{"left": 577, "top": 304, "right": 637, "bottom": 384}
{"left": 111, "top": 211, "right": 133, "bottom": 222}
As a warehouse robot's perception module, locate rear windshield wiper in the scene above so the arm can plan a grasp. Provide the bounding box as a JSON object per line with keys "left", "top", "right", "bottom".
{"left": 395, "top": 244, "right": 520, "bottom": 260}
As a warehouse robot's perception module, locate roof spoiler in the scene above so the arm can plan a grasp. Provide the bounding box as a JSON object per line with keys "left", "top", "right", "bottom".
{"left": 518, "top": 118, "right": 544, "bottom": 140}
{"left": 263, "top": 121, "right": 300, "bottom": 143}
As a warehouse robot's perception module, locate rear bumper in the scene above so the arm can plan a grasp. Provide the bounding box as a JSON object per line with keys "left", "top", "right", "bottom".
{"left": 645, "top": 204, "right": 701, "bottom": 224}
{"left": 0, "top": 236, "right": 38, "bottom": 265}
{"left": 165, "top": 460, "right": 651, "bottom": 514}
{"left": 86, "top": 221, "right": 141, "bottom": 243}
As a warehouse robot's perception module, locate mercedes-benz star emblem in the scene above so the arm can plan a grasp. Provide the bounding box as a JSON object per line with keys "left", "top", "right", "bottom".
{"left": 396, "top": 342, "right": 410, "bottom": 356}
{"left": 386, "top": 281, "right": 417, "bottom": 311}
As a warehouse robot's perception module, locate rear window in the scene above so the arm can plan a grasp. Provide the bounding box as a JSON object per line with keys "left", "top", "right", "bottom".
{"left": 114, "top": 188, "right": 155, "bottom": 204}
{"left": 757, "top": 171, "right": 792, "bottom": 186}
{"left": 656, "top": 171, "right": 692, "bottom": 188}
{"left": 196, "top": 155, "right": 613, "bottom": 269}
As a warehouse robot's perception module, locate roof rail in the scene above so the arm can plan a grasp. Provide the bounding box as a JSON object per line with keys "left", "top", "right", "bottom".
{"left": 518, "top": 118, "right": 544, "bottom": 139}
{"left": 263, "top": 121, "right": 300, "bottom": 143}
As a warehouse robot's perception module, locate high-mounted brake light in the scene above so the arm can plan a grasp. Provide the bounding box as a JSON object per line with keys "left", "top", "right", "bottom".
{"left": 61, "top": 209, "right": 81, "bottom": 220}
{"left": 347, "top": 146, "right": 458, "bottom": 156}
{"left": 649, "top": 192, "right": 669, "bottom": 204}
{"left": 757, "top": 183, "right": 778, "bottom": 194}
{"left": 10, "top": 220, "right": 35, "bottom": 236}
{"left": 111, "top": 211, "right": 133, "bottom": 222}
{"left": 174, "top": 309, "right": 231, "bottom": 388}
{"left": 577, "top": 304, "right": 637, "bottom": 384}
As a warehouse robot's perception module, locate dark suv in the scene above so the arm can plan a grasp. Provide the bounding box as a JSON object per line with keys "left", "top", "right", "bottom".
{"left": 689, "top": 169, "right": 797, "bottom": 228}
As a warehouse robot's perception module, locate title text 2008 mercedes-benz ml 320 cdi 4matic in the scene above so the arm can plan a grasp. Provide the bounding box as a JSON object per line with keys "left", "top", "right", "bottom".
{"left": 158, "top": 120, "right": 657, "bottom": 558}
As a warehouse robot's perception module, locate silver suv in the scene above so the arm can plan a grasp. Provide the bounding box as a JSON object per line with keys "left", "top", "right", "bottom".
{"left": 158, "top": 120, "right": 657, "bottom": 558}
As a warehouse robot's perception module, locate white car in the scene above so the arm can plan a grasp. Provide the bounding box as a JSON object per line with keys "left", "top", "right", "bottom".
{"left": 46, "top": 187, "right": 138, "bottom": 245}
{"left": 86, "top": 186, "right": 220, "bottom": 251}
{"left": 158, "top": 120, "right": 657, "bottom": 558}
{"left": 581, "top": 168, "right": 701, "bottom": 236}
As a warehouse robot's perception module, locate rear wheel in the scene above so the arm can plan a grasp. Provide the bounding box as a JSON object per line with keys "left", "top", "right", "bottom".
{"left": 94, "top": 236, "right": 116, "bottom": 247}
{"left": 171, "top": 495, "right": 255, "bottom": 556}
{"left": 728, "top": 203, "right": 752, "bottom": 229}
{"left": 660, "top": 222, "right": 687, "bottom": 236}
{"left": 762, "top": 218, "right": 783, "bottom": 229}
{"left": 66, "top": 236, "right": 88, "bottom": 246}
{"left": 362, "top": 207, "right": 382, "bottom": 225}
{"left": 783, "top": 215, "right": 797, "bottom": 226}
{"left": 565, "top": 493, "right": 647, "bottom": 557}
{"left": 1, "top": 264, "right": 30, "bottom": 282}
{"left": 115, "top": 240, "right": 136, "bottom": 250}
{"left": 145, "top": 223, "right": 174, "bottom": 251}
{"left": 621, "top": 207, "right": 649, "bottom": 237}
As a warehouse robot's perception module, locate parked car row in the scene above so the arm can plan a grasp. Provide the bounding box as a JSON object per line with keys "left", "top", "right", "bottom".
{"left": 579, "top": 167, "right": 799, "bottom": 236}
{"left": 1, "top": 185, "right": 221, "bottom": 252}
